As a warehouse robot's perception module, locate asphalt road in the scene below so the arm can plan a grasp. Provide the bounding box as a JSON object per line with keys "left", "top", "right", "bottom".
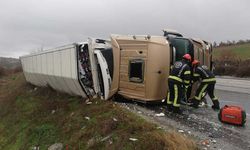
{"left": 216, "top": 76, "right": 250, "bottom": 94}
{"left": 216, "top": 77, "right": 250, "bottom": 115}
{"left": 118, "top": 76, "right": 250, "bottom": 150}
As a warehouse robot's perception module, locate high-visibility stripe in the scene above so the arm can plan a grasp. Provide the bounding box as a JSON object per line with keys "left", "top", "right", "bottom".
{"left": 194, "top": 73, "right": 200, "bottom": 77}
{"left": 184, "top": 71, "right": 191, "bottom": 75}
{"left": 169, "top": 76, "right": 183, "bottom": 83}
{"left": 184, "top": 80, "right": 190, "bottom": 84}
{"left": 202, "top": 92, "right": 206, "bottom": 97}
{"left": 195, "top": 96, "right": 200, "bottom": 100}
{"left": 212, "top": 96, "right": 218, "bottom": 101}
{"left": 173, "top": 84, "right": 180, "bottom": 107}
{"left": 167, "top": 92, "right": 172, "bottom": 104}
{"left": 197, "top": 84, "right": 208, "bottom": 100}
{"left": 202, "top": 78, "right": 216, "bottom": 82}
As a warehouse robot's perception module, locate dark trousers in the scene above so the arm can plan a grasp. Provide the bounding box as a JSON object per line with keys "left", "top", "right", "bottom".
{"left": 167, "top": 81, "right": 183, "bottom": 108}
{"left": 194, "top": 82, "right": 218, "bottom": 102}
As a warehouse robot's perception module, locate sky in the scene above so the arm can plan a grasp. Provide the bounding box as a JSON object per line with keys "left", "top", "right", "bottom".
{"left": 0, "top": 0, "right": 249, "bottom": 58}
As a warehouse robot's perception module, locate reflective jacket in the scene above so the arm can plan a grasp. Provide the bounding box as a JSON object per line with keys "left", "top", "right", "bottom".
{"left": 168, "top": 60, "right": 191, "bottom": 87}
{"left": 193, "top": 65, "right": 216, "bottom": 83}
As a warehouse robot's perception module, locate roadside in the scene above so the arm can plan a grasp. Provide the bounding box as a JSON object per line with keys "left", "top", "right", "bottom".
{"left": 118, "top": 97, "right": 250, "bottom": 150}
{"left": 0, "top": 73, "right": 197, "bottom": 150}
{"left": 117, "top": 77, "right": 250, "bottom": 150}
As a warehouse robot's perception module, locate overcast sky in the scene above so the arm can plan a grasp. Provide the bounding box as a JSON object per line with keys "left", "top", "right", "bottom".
{"left": 0, "top": 0, "right": 249, "bottom": 58}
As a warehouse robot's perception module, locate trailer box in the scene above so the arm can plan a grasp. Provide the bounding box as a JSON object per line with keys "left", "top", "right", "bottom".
{"left": 20, "top": 38, "right": 117, "bottom": 100}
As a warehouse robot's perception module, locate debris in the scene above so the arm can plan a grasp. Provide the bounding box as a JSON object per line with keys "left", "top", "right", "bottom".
{"left": 87, "top": 138, "right": 95, "bottom": 147}
{"left": 178, "top": 130, "right": 184, "bottom": 133}
{"left": 201, "top": 139, "right": 210, "bottom": 146}
{"left": 188, "top": 131, "right": 191, "bottom": 134}
{"left": 155, "top": 113, "right": 165, "bottom": 117}
{"left": 86, "top": 102, "right": 92, "bottom": 105}
{"left": 208, "top": 133, "right": 214, "bottom": 138}
{"left": 211, "top": 139, "right": 217, "bottom": 144}
{"left": 137, "top": 111, "right": 142, "bottom": 114}
{"left": 32, "top": 146, "right": 39, "bottom": 150}
{"left": 113, "top": 118, "right": 118, "bottom": 122}
{"left": 108, "top": 139, "right": 113, "bottom": 145}
{"left": 81, "top": 126, "right": 86, "bottom": 130}
{"left": 85, "top": 99, "right": 92, "bottom": 105}
{"left": 161, "top": 99, "right": 165, "bottom": 102}
{"left": 156, "top": 126, "right": 162, "bottom": 129}
{"left": 48, "top": 143, "right": 63, "bottom": 150}
{"left": 101, "top": 135, "right": 111, "bottom": 142}
{"left": 85, "top": 116, "right": 90, "bottom": 120}
{"left": 188, "top": 114, "right": 198, "bottom": 119}
{"left": 199, "top": 127, "right": 205, "bottom": 130}
{"left": 129, "top": 138, "right": 138, "bottom": 141}
{"left": 213, "top": 127, "right": 218, "bottom": 131}
{"left": 34, "top": 87, "right": 38, "bottom": 91}
{"left": 51, "top": 110, "right": 56, "bottom": 114}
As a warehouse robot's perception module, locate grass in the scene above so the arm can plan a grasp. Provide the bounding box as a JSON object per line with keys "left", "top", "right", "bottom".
{"left": 213, "top": 43, "right": 250, "bottom": 60}
{"left": 213, "top": 43, "right": 250, "bottom": 77}
{"left": 0, "top": 73, "right": 198, "bottom": 150}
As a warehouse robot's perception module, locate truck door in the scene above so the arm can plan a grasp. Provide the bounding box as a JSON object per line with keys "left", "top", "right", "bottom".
{"left": 94, "top": 50, "right": 112, "bottom": 100}
{"left": 87, "top": 38, "right": 115, "bottom": 100}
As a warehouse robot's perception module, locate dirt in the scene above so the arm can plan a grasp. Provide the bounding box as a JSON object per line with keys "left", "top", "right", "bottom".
{"left": 117, "top": 102, "right": 250, "bottom": 150}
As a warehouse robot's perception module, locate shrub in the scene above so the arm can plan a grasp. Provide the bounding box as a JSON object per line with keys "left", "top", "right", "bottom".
{"left": 214, "top": 50, "right": 250, "bottom": 77}
{"left": 214, "top": 59, "right": 250, "bottom": 77}
{"left": 0, "top": 66, "right": 6, "bottom": 76}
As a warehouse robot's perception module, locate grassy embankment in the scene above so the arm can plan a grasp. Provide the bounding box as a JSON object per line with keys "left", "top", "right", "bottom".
{"left": 213, "top": 43, "right": 250, "bottom": 77}
{"left": 213, "top": 43, "right": 250, "bottom": 60}
{"left": 0, "top": 73, "right": 197, "bottom": 150}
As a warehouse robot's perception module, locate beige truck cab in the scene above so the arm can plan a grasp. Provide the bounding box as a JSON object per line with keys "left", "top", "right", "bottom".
{"left": 109, "top": 30, "right": 213, "bottom": 102}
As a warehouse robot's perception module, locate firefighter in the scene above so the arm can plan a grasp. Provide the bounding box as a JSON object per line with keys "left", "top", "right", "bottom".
{"left": 191, "top": 60, "right": 220, "bottom": 110}
{"left": 167, "top": 54, "right": 192, "bottom": 114}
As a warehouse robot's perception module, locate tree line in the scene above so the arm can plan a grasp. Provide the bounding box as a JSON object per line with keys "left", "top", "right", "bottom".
{"left": 213, "top": 39, "right": 250, "bottom": 47}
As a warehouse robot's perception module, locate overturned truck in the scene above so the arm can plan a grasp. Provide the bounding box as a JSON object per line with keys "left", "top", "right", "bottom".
{"left": 20, "top": 30, "right": 213, "bottom": 102}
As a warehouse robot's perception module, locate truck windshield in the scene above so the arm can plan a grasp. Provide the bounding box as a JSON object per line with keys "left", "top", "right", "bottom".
{"left": 170, "top": 38, "right": 193, "bottom": 62}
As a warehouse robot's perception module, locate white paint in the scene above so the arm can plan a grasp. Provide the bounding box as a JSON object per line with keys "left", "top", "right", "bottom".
{"left": 94, "top": 50, "right": 111, "bottom": 100}
{"left": 20, "top": 44, "right": 87, "bottom": 97}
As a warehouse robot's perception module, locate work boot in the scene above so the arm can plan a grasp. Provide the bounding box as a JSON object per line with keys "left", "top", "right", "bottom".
{"left": 167, "top": 104, "right": 173, "bottom": 112}
{"left": 190, "top": 99, "right": 200, "bottom": 108}
{"left": 212, "top": 100, "right": 220, "bottom": 110}
{"left": 173, "top": 107, "right": 183, "bottom": 115}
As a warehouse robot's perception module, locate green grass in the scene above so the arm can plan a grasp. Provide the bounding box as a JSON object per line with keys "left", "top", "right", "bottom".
{"left": 0, "top": 73, "right": 197, "bottom": 150}
{"left": 213, "top": 43, "right": 250, "bottom": 60}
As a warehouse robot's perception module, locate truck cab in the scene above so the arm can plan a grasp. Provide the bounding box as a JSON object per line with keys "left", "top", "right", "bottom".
{"left": 163, "top": 29, "right": 194, "bottom": 65}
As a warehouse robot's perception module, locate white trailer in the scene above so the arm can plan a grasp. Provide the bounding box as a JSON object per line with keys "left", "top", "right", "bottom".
{"left": 20, "top": 38, "right": 113, "bottom": 99}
